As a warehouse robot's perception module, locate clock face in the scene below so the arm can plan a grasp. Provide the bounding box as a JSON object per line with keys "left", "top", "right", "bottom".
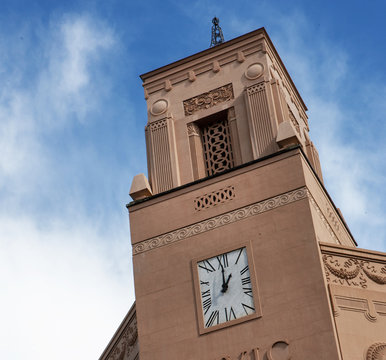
{"left": 197, "top": 246, "right": 256, "bottom": 328}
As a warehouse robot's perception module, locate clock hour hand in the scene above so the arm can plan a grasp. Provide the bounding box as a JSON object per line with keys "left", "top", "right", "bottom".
{"left": 221, "top": 273, "right": 232, "bottom": 293}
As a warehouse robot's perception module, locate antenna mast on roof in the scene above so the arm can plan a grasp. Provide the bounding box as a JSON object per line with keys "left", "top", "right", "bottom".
{"left": 210, "top": 17, "right": 224, "bottom": 47}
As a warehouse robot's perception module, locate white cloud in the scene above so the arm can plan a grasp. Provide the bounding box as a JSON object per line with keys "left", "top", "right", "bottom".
{"left": 0, "top": 13, "right": 133, "bottom": 360}
{"left": 0, "top": 14, "right": 115, "bottom": 178}
{"left": 0, "top": 216, "right": 134, "bottom": 359}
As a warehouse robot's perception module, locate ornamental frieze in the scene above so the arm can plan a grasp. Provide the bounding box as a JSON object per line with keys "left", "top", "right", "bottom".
{"left": 183, "top": 83, "right": 234, "bottom": 116}
{"left": 323, "top": 254, "right": 386, "bottom": 290}
{"left": 133, "top": 187, "right": 308, "bottom": 255}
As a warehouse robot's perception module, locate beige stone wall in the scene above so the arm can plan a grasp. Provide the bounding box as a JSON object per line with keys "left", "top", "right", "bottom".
{"left": 129, "top": 149, "right": 343, "bottom": 360}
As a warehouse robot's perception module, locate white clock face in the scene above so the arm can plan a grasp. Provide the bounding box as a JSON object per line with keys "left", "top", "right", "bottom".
{"left": 197, "top": 247, "right": 255, "bottom": 328}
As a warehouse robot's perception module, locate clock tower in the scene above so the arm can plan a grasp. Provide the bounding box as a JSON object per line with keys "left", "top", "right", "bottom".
{"left": 100, "top": 27, "right": 386, "bottom": 360}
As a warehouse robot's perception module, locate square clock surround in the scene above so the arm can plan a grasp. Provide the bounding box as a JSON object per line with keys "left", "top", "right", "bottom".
{"left": 192, "top": 241, "right": 262, "bottom": 335}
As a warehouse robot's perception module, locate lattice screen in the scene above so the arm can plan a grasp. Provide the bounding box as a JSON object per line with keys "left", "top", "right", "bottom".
{"left": 201, "top": 119, "right": 234, "bottom": 176}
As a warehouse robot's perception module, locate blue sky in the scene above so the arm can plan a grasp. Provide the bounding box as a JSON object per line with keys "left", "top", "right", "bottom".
{"left": 0, "top": 1, "right": 385, "bottom": 359}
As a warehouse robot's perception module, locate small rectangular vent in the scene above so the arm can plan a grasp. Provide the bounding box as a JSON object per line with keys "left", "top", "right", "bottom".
{"left": 194, "top": 186, "right": 235, "bottom": 211}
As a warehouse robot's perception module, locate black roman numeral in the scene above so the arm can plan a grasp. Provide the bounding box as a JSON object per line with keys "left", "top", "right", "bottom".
{"left": 198, "top": 260, "right": 215, "bottom": 273}
{"left": 241, "top": 276, "right": 251, "bottom": 286}
{"left": 216, "top": 254, "right": 229, "bottom": 269}
{"left": 216, "top": 253, "right": 229, "bottom": 268}
{"left": 202, "top": 297, "right": 212, "bottom": 315}
{"left": 240, "top": 265, "right": 249, "bottom": 275}
{"left": 225, "top": 307, "right": 236, "bottom": 322}
{"left": 205, "top": 310, "right": 219, "bottom": 327}
{"left": 201, "top": 289, "right": 210, "bottom": 298}
{"left": 200, "top": 280, "right": 210, "bottom": 286}
{"left": 235, "top": 248, "right": 243, "bottom": 264}
{"left": 243, "top": 287, "right": 253, "bottom": 297}
{"left": 241, "top": 303, "right": 255, "bottom": 315}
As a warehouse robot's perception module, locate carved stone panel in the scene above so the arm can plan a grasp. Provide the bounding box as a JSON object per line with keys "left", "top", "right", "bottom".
{"left": 183, "top": 83, "right": 234, "bottom": 116}
{"left": 323, "top": 254, "right": 386, "bottom": 290}
{"left": 145, "top": 117, "right": 176, "bottom": 193}
{"left": 194, "top": 185, "right": 235, "bottom": 211}
{"left": 245, "top": 81, "right": 277, "bottom": 158}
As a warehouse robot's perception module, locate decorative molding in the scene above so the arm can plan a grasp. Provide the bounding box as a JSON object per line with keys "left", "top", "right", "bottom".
{"left": 150, "top": 99, "right": 168, "bottom": 116}
{"left": 183, "top": 83, "right": 234, "bottom": 116}
{"left": 212, "top": 60, "right": 221, "bottom": 73}
{"left": 228, "top": 107, "right": 236, "bottom": 120}
{"left": 323, "top": 254, "right": 386, "bottom": 289}
{"left": 187, "top": 122, "right": 200, "bottom": 136}
{"left": 245, "top": 80, "right": 277, "bottom": 159}
{"left": 328, "top": 284, "right": 386, "bottom": 325}
{"left": 188, "top": 70, "right": 196, "bottom": 82}
{"left": 333, "top": 294, "right": 377, "bottom": 322}
{"left": 288, "top": 105, "right": 300, "bottom": 135}
{"left": 245, "top": 63, "right": 264, "bottom": 80}
{"left": 142, "top": 33, "right": 267, "bottom": 97}
{"left": 246, "top": 82, "right": 265, "bottom": 95}
{"left": 146, "top": 117, "right": 174, "bottom": 193}
{"left": 132, "top": 187, "right": 308, "bottom": 255}
{"left": 326, "top": 205, "right": 340, "bottom": 232}
{"left": 194, "top": 185, "right": 235, "bottom": 211}
{"left": 148, "top": 118, "right": 167, "bottom": 130}
{"left": 308, "top": 195, "right": 340, "bottom": 245}
{"left": 367, "top": 343, "right": 386, "bottom": 360}
{"left": 237, "top": 51, "right": 245, "bottom": 63}
{"left": 269, "top": 63, "right": 308, "bottom": 125}
{"left": 164, "top": 79, "right": 172, "bottom": 91}
{"left": 267, "top": 340, "right": 290, "bottom": 360}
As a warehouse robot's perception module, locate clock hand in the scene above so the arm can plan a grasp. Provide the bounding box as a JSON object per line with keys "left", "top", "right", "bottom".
{"left": 221, "top": 273, "right": 232, "bottom": 293}
{"left": 225, "top": 273, "right": 232, "bottom": 286}
{"left": 218, "top": 261, "right": 226, "bottom": 286}
{"left": 221, "top": 268, "right": 226, "bottom": 286}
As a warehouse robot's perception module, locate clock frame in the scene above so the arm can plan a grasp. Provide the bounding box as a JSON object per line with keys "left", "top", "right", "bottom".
{"left": 192, "top": 241, "right": 262, "bottom": 335}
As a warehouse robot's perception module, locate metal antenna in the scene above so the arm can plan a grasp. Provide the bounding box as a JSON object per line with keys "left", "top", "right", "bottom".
{"left": 210, "top": 17, "right": 224, "bottom": 47}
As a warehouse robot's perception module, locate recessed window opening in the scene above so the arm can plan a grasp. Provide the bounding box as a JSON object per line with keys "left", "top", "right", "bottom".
{"left": 199, "top": 110, "right": 234, "bottom": 176}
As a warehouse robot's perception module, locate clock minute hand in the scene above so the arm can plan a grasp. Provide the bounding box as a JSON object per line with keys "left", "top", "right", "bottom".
{"left": 219, "top": 261, "right": 226, "bottom": 286}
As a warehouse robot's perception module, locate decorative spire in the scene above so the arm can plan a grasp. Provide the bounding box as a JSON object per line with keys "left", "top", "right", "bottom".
{"left": 210, "top": 17, "right": 224, "bottom": 47}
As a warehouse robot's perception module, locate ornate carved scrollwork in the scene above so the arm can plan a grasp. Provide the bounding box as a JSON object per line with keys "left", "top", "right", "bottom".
{"left": 133, "top": 187, "right": 308, "bottom": 255}
{"left": 183, "top": 83, "right": 234, "bottom": 116}
{"left": 323, "top": 255, "right": 386, "bottom": 288}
